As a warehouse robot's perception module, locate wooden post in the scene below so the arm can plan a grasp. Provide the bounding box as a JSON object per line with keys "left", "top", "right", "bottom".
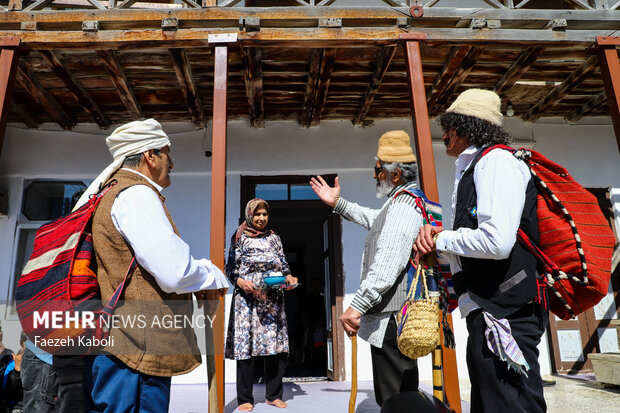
{"left": 400, "top": 33, "right": 462, "bottom": 413}
{"left": 0, "top": 37, "right": 20, "bottom": 160}
{"left": 597, "top": 36, "right": 620, "bottom": 154}
{"left": 209, "top": 43, "right": 228, "bottom": 413}
{"left": 400, "top": 34, "right": 439, "bottom": 202}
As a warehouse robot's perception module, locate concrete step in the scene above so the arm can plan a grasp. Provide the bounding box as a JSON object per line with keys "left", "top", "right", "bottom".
{"left": 588, "top": 352, "right": 620, "bottom": 386}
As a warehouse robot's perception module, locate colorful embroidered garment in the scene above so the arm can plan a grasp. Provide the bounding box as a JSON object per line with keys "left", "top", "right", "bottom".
{"left": 225, "top": 231, "right": 291, "bottom": 360}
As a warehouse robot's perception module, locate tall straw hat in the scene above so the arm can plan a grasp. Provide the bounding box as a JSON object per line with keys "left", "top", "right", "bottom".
{"left": 445, "top": 89, "right": 503, "bottom": 126}
{"left": 377, "top": 130, "right": 417, "bottom": 163}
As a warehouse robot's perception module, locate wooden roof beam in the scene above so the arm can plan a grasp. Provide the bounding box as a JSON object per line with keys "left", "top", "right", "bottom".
{"left": 10, "top": 100, "right": 40, "bottom": 129}
{"left": 241, "top": 46, "right": 264, "bottom": 128}
{"left": 4, "top": 7, "right": 618, "bottom": 23}
{"left": 15, "top": 64, "right": 74, "bottom": 130}
{"left": 310, "top": 48, "right": 336, "bottom": 128}
{"left": 169, "top": 48, "right": 204, "bottom": 127}
{"left": 39, "top": 50, "right": 109, "bottom": 128}
{"left": 353, "top": 45, "right": 396, "bottom": 127}
{"left": 494, "top": 46, "right": 546, "bottom": 96}
{"left": 524, "top": 54, "right": 598, "bottom": 122}
{"left": 4, "top": 28, "right": 617, "bottom": 49}
{"left": 300, "top": 48, "right": 321, "bottom": 128}
{"left": 433, "top": 46, "right": 486, "bottom": 116}
{"left": 96, "top": 50, "right": 144, "bottom": 119}
{"left": 426, "top": 45, "right": 472, "bottom": 115}
{"left": 567, "top": 90, "right": 607, "bottom": 122}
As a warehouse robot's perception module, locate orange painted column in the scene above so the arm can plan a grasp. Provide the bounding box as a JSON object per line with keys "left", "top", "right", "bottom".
{"left": 0, "top": 37, "right": 20, "bottom": 159}
{"left": 597, "top": 36, "right": 620, "bottom": 154}
{"left": 210, "top": 44, "right": 228, "bottom": 413}
{"left": 400, "top": 33, "right": 462, "bottom": 413}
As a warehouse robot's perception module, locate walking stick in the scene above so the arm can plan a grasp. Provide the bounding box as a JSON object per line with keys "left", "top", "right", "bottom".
{"left": 432, "top": 338, "right": 444, "bottom": 402}
{"left": 348, "top": 335, "right": 358, "bottom": 413}
{"left": 204, "top": 298, "right": 219, "bottom": 412}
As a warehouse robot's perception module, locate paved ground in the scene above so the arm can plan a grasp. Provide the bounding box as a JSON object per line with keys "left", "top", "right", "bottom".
{"left": 169, "top": 375, "right": 620, "bottom": 413}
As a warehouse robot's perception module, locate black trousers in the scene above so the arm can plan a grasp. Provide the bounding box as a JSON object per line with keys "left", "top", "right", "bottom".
{"left": 370, "top": 315, "right": 419, "bottom": 406}
{"left": 236, "top": 353, "right": 287, "bottom": 405}
{"left": 52, "top": 355, "right": 85, "bottom": 413}
{"left": 466, "top": 304, "right": 548, "bottom": 413}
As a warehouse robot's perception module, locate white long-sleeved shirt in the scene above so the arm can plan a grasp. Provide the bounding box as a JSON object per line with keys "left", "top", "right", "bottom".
{"left": 110, "top": 168, "right": 230, "bottom": 294}
{"left": 435, "top": 146, "right": 532, "bottom": 317}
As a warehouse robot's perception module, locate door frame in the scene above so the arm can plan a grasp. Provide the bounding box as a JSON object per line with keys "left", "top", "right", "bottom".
{"left": 240, "top": 174, "right": 346, "bottom": 380}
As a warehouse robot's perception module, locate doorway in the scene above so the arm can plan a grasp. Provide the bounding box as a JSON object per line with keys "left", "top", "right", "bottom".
{"left": 240, "top": 175, "right": 345, "bottom": 381}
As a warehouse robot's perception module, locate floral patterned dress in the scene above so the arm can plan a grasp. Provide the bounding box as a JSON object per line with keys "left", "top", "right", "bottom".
{"left": 225, "top": 232, "right": 291, "bottom": 360}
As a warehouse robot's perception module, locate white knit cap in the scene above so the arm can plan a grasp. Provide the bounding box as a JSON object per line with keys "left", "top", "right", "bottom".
{"left": 73, "top": 118, "right": 170, "bottom": 210}
{"left": 445, "top": 89, "right": 503, "bottom": 126}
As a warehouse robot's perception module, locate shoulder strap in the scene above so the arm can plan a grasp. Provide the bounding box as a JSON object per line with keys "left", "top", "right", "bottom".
{"left": 99, "top": 258, "right": 138, "bottom": 317}
{"left": 393, "top": 189, "right": 438, "bottom": 227}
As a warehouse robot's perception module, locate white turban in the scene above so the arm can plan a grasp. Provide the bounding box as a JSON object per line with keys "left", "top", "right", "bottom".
{"left": 74, "top": 118, "right": 171, "bottom": 210}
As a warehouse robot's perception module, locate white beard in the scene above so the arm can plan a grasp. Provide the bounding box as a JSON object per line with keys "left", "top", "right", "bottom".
{"left": 376, "top": 179, "right": 395, "bottom": 199}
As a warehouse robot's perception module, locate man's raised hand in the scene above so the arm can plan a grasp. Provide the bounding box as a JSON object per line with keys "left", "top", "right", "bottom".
{"left": 310, "top": 175, "right": 341, "bottom": 208}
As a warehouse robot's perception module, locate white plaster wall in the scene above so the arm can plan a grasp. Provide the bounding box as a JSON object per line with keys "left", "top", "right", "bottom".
{"left": 0, "top": 117, "right": 618, "bottom": 386}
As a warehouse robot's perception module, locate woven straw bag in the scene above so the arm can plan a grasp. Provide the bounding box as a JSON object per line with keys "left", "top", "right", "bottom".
{"left": 396, "top": 263, "right": 440, "bottom": 359}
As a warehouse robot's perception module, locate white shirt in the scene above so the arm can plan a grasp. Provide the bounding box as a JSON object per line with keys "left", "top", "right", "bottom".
{"left": 435, "top": 146, "right": 532, "bottom": 317}
{"left": 110, "top": 168, "right": 230, "bottom": 294}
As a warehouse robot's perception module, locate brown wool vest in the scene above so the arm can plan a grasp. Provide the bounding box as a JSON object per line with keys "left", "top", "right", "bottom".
{"left": 92, "top": 170, "right": 201, "bottom": 377}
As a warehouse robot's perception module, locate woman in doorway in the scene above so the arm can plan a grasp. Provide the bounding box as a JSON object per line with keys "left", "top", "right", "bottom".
{"left": 225, "top": 198, "right": 298, "bottom": 412}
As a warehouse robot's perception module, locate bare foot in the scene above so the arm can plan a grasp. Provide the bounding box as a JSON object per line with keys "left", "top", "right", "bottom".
{"left": 266, "top": 399, "right": 288, "bottom": 408}
{"left": 238, "top": 403, "right": 253, "bottom": 412}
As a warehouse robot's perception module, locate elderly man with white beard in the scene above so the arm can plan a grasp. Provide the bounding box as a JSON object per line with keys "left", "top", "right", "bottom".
{"left": 310, "top": 130, "right": 425, "bottom": 407}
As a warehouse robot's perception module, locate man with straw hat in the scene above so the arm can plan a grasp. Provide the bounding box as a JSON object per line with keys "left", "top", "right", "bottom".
{"left": 76, "top": 119, "right": 229, "bottom": 412}
{"left": 310, "top": 130, "right": 425, "bottom": 407}
{"left": 414, "top": 89, "right": 547, "bottom": 412}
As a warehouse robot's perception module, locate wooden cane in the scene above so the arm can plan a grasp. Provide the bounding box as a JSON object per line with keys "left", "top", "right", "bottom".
{"left": 204, "top": 302, "right": 219, "bottom": 412}
{"left": 432, "top": 338, "right": 444, "bottom": 402}
{"left": 348, "top": 335, "right": 358, "bottom": 413}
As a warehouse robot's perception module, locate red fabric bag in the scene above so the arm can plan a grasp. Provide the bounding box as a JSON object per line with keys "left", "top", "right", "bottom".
{"left": 15, "top": 184, "right": 136, "bottom": 354}
{"left": 482, "top": 145, "right": 615, "bottom": 320}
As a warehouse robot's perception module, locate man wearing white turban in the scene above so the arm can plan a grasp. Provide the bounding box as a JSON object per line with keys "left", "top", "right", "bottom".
{"left": 80, "top": 119, "right": 229, "bottom": 413}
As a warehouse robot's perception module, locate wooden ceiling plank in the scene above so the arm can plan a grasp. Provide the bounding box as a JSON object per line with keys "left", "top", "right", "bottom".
{"left": 567, "top": 90, "right": 607, "bottom": 122}
{"left": 169, "top": 47, "right": 204, "bottom": 127}
{"left": 433, "top": 46, "right": 486, "bottom": 115}
{"left": 310, "top": 48, "right": 336, "bottom": 128}
{"left": 241, "top": 46, "right": 264, "bottom": 128}
{"left": 15, "top": 64, "right": 74, "bottom": 130}
{"left": 299, "top": 48, "right": 321, "bottom": 128}
{"left": 10, "top": 100, "right": 40, "bottom": 129}
{"left": 426, "top": 45, "right": 472, "bottom": 114}
{"left": 39, "top": 50, "right": 109, "bottom": 128}
{"left": 494, "top": 46, "right": 545, "bottom": 96}
{"left": 96, "top": 49, "right": 144, "bottom": 119}
{"left": 353, "top": 45, "right": 396, "bottom": 127}
{"left": 524, "top": 54, "right": 598, "bottom": 121}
